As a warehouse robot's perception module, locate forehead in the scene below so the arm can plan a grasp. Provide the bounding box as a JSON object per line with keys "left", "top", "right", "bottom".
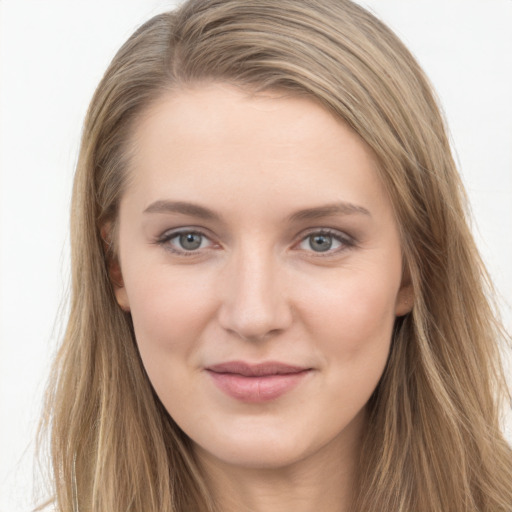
{"left": 123, "top": 83, "right": 390, "bottom": 221}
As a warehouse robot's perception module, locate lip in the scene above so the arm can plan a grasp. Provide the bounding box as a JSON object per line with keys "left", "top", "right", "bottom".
{"left": 205, "top": 361, "right": 312, "bottom": 403}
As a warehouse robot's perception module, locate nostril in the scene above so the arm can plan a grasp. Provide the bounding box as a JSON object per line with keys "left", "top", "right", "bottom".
{"left": 230, "top": 328, "right": 283, "bottom": 343}
{"left": 219, "top": 300, "right": 292, "bottom": 342}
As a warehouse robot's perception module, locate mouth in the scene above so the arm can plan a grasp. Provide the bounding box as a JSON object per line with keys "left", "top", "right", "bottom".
{"left": 205, "top": 360, "right": 313, "bottom": 402}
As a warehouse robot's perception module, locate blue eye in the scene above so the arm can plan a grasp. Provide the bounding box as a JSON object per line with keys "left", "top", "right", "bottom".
{"left": 159, "top": 230, "right": 212, "bottom": 253}
{"left": 157, "top": 228, "right": 351, "bottom": 256}
{"left": 177, "top": 232, "right": 204, "bottom": 250}
{"left": 298, "top": 231, "right": 347, "bottom": 253}
{"left": 308, "top": 234, "right": 336, "bottom": 252}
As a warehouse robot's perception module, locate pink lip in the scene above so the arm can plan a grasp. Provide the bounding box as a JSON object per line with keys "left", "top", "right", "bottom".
{"left": 205, "top": 361, "right": 312, "bottom": 403}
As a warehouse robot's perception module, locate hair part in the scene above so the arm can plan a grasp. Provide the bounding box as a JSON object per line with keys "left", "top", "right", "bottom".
{"left": 39, "top": 1, "right": 512, "bottom": 511}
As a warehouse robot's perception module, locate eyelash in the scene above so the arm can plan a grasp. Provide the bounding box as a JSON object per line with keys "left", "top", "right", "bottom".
{"left": 296, "top": 228, "right": 355, "bottom": 255}
{"left": 155, "top": 228, "right": 355, "bottom": 257}
{"left": 156, "top": 229, "right": 215, "bottom": 257}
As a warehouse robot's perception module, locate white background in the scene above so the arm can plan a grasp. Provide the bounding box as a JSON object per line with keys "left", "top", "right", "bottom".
{"left": 1, "top": 1, "right": 511, "bottom": 510}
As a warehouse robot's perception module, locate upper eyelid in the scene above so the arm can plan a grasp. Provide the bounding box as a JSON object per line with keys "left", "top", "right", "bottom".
{"left": 296, "top": 227, "right": 353, "bottom": 243}
{"left": 158, "top": 226, "right": 213, "bottom": 241}
{"left": 299, "top": 227, "right": 349, "bottom": 237}
{"left": 157, "top": 226, "right": 349, "bottom": 238}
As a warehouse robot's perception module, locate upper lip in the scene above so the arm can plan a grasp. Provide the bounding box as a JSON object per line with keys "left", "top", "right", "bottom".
{"left": 206, "top": 361, "right": 310, "bottom": 377}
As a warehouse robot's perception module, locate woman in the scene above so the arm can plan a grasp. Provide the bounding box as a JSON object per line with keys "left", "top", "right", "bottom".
{"left": 39, "top": 0, "right": 512, "bottom": 510}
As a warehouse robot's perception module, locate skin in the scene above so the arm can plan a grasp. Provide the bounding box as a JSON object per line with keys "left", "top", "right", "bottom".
{"left": 112, "top": 83, "right": 412, "bottom": 512}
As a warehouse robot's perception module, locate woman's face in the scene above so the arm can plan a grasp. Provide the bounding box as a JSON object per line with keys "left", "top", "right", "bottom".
{"left": 114, "top": 84, "right": 411, "bottom": 471}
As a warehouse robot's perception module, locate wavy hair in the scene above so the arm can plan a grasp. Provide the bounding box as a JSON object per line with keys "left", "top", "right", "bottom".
{"left": 39, "top": 1, "right": 512, "bottom": 510}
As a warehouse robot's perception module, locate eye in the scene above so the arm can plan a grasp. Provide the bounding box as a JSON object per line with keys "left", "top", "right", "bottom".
{"left": 297, "top": 230, "right": 352, "bottom": 254}
{"left": 157, "top": 229, "right": 214, "bottom": 254}
{"left": 175, "top": 232, "right": 205, "bottom": 251}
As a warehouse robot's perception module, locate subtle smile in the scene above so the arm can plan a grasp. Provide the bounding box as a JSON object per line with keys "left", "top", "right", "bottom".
{"left": 205, "top": 361, "right": 313, "bottom": 403}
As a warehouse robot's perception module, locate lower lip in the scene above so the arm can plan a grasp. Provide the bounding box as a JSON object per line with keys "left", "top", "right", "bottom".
{"left": 206, "top": 370, "right": 311, "bottom": 403}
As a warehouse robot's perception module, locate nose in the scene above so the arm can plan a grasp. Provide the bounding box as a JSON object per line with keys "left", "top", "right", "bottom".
{"left": 218, "top": 247, "right": 293, "bottom": 342}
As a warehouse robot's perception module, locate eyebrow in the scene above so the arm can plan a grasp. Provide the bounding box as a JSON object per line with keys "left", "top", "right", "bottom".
{"left": 144, "top": 200, "right": 222, "bottom": 221}
{"left": 287, "top": 202, "right": 371, "bottom": 222}
{"left": 143, "top": 200, "right": 371, "bottom": 222}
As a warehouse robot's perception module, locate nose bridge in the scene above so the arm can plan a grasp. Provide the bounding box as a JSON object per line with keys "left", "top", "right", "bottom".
{"left": 219, "top": 239, "right": 292, "bottom": 341}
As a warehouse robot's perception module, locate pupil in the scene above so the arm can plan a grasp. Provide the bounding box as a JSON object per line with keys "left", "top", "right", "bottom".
{"left": 310, "top": 234, "right": 332, "bottom": 252}
{"left": 180, "top": 233, "right": 202, "bottom": 250}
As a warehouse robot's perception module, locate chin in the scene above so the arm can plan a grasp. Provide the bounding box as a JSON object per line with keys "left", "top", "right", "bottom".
{"left": 190, "top": 412, "right": 360, "bottom": 472}
{"left": 194, "top": 435, "right": 314, "bottom": 470}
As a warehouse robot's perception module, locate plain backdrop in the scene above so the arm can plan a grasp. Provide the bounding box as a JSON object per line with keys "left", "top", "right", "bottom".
{"left": 1, "top": 1, "right": 511, "bottom": 510}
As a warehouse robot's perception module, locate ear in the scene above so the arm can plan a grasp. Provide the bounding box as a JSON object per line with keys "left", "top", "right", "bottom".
{"left": 395, "top": 282, "right": 414, "bottom": 317}
{"left": 101, "top": 223, "right": 131, "bottom": 312}
{"left": 394, "top": 262, "right": 414, "bottom": 317}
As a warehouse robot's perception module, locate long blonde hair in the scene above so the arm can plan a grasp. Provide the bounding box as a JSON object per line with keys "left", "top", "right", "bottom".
{"left": 39, "top": 1, "right": 512, "bottom": 510}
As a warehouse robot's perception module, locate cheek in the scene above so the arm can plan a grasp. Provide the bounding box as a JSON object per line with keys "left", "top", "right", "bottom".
{"left": 297, "top": 266, "right": 399, "bottom": 374}
{"left": 308, "top": 272, "right": 397, "bottom": 339}
{"left": 123, "top": 264, "right": 217, "bottom": 366}
{"left": 303, "top": 272, "right": 397, "bottom": 418}
{"left": 123, "top": 268, "right": 219, "bottom": 407}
